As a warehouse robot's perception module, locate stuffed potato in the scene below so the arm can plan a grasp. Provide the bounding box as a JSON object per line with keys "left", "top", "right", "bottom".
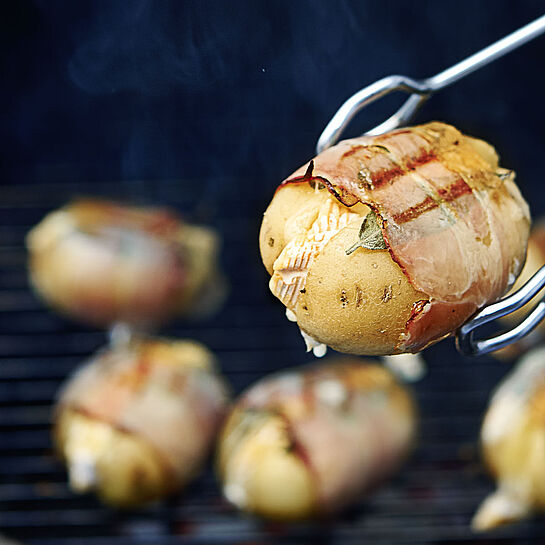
{"left": 27, "top": 199, "right": 223, "bottom": 328}
{"left": 260, "top": 122, "right": 530, "bottom": 355}
{"left": 54, "top": 338, "right": 229, "bottom": 507}
{"left": 217, "top": 357, "right": 416, "bottom": 520}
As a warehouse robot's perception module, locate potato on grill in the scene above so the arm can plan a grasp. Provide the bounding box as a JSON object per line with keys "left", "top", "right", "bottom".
{"left": 260, "top": 122, "right": 530, "bottom": 356}
{"left": 27, "top": 199, "right": 224, "bottom": 328}
{"left": 54, "top": 338, "right": 229, "bottom": 507}
{"left": 217, "top": 357, "right": 416, "bottom": 520}
{"left": 473, "top": 346, "right": 545, "bottom": 531}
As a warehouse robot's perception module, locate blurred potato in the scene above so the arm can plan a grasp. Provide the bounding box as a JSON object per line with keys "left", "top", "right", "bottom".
{"left": 27, "top": 199, "right": 224, "bottom": 329}
{"left": 54, "top": 337, "right": 229, "bottom": 507}
{"left": 217, "top": 357, "right": 416, "bottom": 520}
{"left": 473, "top": 346, "right": 545, "bottom": 531}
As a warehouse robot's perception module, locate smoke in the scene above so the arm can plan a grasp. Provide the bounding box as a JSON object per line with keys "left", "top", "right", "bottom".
{"left": 63, "top": 1, "right": 284, "bottom": 186}
{"left": 2, "top": 1, "right": 541, "bottom": 223}
{"left": 23, "top": 1, "right": 534, "bottom": 190}
{"left": 67, "top": 1, "right": 272, "bottom": 96}
{"left": 64, "top": 1, "right": 421, "bottom": 182}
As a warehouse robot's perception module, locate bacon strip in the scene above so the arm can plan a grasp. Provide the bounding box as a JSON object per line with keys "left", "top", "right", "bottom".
{"left": 281, "top": 122, "right": 530, "bottom": 352}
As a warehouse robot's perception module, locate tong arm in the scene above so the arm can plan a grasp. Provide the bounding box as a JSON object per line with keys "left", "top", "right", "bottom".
{"left": 317, "top": 14, "right": 545, "bottom": 153}
{"left": 456, "top": 265, "right": 545, "bottom": 356}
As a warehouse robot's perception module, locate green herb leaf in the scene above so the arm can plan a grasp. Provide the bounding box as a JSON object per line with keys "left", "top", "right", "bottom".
{"left": 496, "top": 168, "right": 514, "bottom": 181}
{"left": 345, "top": 210, "right": 386, "bottom": 255}
{"left": 370, "top": 144, "right": 390, "bottom": 153}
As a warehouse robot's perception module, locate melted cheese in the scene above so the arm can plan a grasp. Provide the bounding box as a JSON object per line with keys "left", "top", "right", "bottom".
{"left": 63, "top": 413, "right": 114, "bottom": 491}
{"left": 270, "top": 197, "right": 361, "bottom": 310}
{"left": 300, "top": 328, "right": 328, "bottom": 357}
{"left": 270, "top": 195, "right": 361, "bottom": 353}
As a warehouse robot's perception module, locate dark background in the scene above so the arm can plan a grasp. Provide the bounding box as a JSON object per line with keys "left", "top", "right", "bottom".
{"left": 1, "top": 1, "right": 545, "bottom": 544}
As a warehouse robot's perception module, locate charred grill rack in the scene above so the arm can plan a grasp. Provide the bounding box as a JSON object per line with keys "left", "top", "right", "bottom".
{"left": 1, "top": 178, "right": 545, "bottom": 545}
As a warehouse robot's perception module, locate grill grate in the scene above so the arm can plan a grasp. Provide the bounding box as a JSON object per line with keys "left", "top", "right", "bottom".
{"left": 1, "top": 180, "right": 545, "bottom": 544}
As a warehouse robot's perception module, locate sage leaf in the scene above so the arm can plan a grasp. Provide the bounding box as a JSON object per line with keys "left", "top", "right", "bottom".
{"left": 345, "top": 210, "right": 386, "bottom": 255}
{"left": 496, "top": 168, "right": 514, "bottom": 181}
{"left": 370, "top": 145, "right": 390, "bottom": 153}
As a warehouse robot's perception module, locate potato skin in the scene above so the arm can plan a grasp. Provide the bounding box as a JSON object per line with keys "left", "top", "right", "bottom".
{"left": 492, "top": 219, "right": 545, "bottom": 359}
{"left": 503, "top": 222, "right": 545, "bottom": 326}
{"left": 259, "top": 183, "right": 426, "bottom": 355}
{"left": 218, "top": 408, "right": 317, "bottom": 520}
{"left": 297, "top": 222, "right": 425, "bottom": 355}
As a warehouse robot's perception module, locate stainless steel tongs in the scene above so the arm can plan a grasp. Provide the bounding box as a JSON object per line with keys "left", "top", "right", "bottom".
{"left": 316, "top": 14, "right": 545, "bottom": 356}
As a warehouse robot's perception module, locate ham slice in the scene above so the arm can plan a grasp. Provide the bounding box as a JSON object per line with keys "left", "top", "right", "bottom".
{"left": 280, "top": 122, "right": 530, "bottom": 352}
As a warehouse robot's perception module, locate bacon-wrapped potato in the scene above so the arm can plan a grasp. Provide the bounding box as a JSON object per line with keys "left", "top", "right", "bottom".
{"left": 260, "top": 122, "right": 530, "bottom": 355}
{"left": 27, "top": 200, "right": 223, "bottom": 328}
{"left": 473, "top": 346, "right": 545, "bottom": 531}
{"left": 54, "top": 338, "right": 229, "bottom": 507}
{"left": 217, "top": 358, "right": 416, "bottom": 520}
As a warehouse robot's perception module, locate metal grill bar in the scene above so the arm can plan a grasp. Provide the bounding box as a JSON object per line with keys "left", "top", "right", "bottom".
{"left": 1, "top": 180, "right": 544, "bottom": 544}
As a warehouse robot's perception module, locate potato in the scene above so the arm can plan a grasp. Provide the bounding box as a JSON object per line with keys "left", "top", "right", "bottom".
{"left": 217, "top": 358, "right": 416, "bottom": 520}
{"left": 297, "top": 219, "right": 426, "bottom": 355}
{"left": 55, "top": 409, "right": 171, "bottom": 507}
{"left": 218, "top": 409, "right": 317, "bottom": 520}
{"left": 502, "top": 221, "right": 545, "bottom": 324}
{"left": 259, "top": 123, "right": 530, "bottom": 356}
{"left": 260, "top": 184, "right": 427, "bottom": 355}
{"left": 27, "top": 199, "right": 224, "bottom": 328}
{"left": 473, "top": 346, "right": 545, "bottom": 531}
{"left": 54, "top": 337, "right": 230, "bottom": 507}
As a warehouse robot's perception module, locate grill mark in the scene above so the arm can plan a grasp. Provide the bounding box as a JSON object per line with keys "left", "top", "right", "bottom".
{"left": 405, "top": 150, "right": 436, "bottom": 170}
{"left": 341, "top": 145, "right": 365, "bottom": 159}
{"left": 367, "top": 149, "right": 436, "bottom": 190}
{"left": 393, "top": 196, "right": 436, "bottom": 224}
{"left": 437, "top": 178, "right": 472, "bottom": 200}
{"left": 282, "top": 141, "right": 438, "bottom": 207}
{"left": 276, "top": 411, "right": 316, "bottom": 478}
{"left": 371, "top": 166, "right": 404, "bottom": 187}
{"left": 393, "top": 178, "right": 472, "bottom": 224}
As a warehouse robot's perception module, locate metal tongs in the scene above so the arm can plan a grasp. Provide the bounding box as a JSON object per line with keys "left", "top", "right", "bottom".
{"left": 317, "top": 14, "right": 545, "bottom": 357}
